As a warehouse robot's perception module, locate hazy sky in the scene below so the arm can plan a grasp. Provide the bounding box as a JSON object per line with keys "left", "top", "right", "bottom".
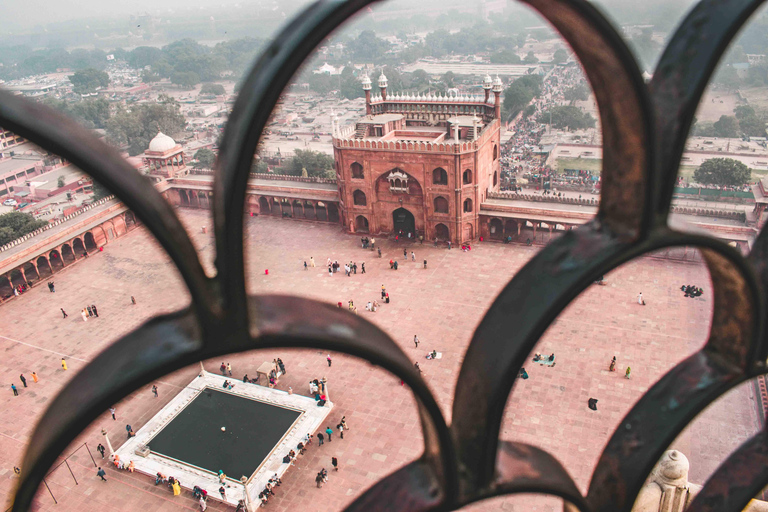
{"left": 2, "top": 0, "right": 270, "bottom": 28}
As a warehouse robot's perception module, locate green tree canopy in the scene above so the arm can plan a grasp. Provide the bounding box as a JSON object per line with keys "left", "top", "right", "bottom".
{"left": 552, "top": 48, "right": 568, "bottom": 64}
{"left": 42, "top": 97, "right": 111, "bottom": 129}
{"left": 694, "top": 158, "right": 751, "bottom": 187}
{"left": 282, "top": 149, "right": 334, "bottom": 177}
{"left": 538, "top": 105, "right": 596, "bottom": 130}
{"left": 713, "top": 115, "right": 739, "bottom": 137}
{"left": 502, "top": 74, "right": 543, "bottom": 118}
{"left": 193, "top": 148, "right": 216, "bottom": 169}
{"left": 106, "top": 96, "right": 187, "bottom": 156}
{"left": 490, "top": 50, "right": 522, "bottom": 64}
{"left": 171, "top": 71, "right": 200, "bottom": 88}
{"left": 352, "top": 31, "right": 390, "bottom": 61}
{"left": 523, "top": 51, "right": 539, "bottom": 64}
{"left": 564, "top": 83, "right": 590, "bottom": 103}
{"left": 69, "top": 68, "right": 109, "bottom": 94}
{"left": 0, "top": 212, "right": 48, "bottom": 246}
{"left": 200, "top": 83, "right": 226, "bottom": 96}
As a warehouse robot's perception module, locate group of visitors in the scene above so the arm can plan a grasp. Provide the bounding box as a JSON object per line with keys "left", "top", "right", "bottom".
{"left": 110, "top": 454, "right": 135, "bottom": 473}
{"left": 360, "top": 237, "right": 375, "bottom": 249}
{"left": 12, "top": 282, "right": 30, "bottom": 297}
{"left": 258, "top": 474, "right": 282, "bottom": 506}
{"left": 681, "top": 285, "right": 703, "bottom": 298}
{"left": 79, "top": 304, "right": 99, "bottom": 321}
{"left": 309, "top": 379, "right": 328, "bottom": 405}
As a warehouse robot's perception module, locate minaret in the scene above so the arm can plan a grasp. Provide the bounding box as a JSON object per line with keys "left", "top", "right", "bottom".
{"left": 378, "top": 72, "right": 388, "bottom": 101}
{"left": 362, "top": 73, "right": 372, "bottom": 115}
{"left": 492, "top": 75, "right": 503, "bottom": 119}
{"left": 482, "top": 74, "right": 492, "bottom": 103}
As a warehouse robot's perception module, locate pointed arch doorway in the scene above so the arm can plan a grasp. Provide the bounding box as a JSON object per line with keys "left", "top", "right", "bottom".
{"left": 392, "top": 207, "right": 415, "bottom": 237}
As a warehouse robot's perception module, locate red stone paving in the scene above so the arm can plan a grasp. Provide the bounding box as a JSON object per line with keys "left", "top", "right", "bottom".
{"left": 0, "top": 209, "right": 761, "bottom": 512}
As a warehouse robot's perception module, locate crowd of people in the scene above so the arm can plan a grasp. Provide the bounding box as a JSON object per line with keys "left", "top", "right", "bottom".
{"left": 681, "top": 284, "right": 704, "bottom": 298}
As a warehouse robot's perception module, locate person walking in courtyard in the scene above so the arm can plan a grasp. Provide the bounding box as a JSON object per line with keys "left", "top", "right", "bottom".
{"left": 131, "top": 296, "right": 136, "bottom": 305}
{"left": 61, "top": 308, "right": 68, "bottom": 318}
{"left": 332, "top": 456, "right": 339, "bottom": 471}
{"left": 227, "top": 363, "right": 232, "bottom": 376}
{"left": 87, "top": 305, "right": 94, "bottom": 317}
{"left": 19, "top": 374, "right": 26, "bottom": 387}
{"left": 92, "top": 304, "right": 99, "bottom": 317}
{"left": 625, "top": 366, "right": 632, "bottom": 379}
{"left": 414, "top": 335, "right": 420, "bottom": 348}
{"left": 315, "top": 473, "right": 324, "bottom": 488}
{"left": 61, "top": 358, "right": 68, "bottom": 371}
{"left": 304, "top": 261, "right": 308, "bottom": 270}
{"left": 327, "top": 354, "right": 332, "bottom": 367}
{"left": 414, "top": 362, "right": 422, "bottom": 374}
{"left": 97, "top": 467, "right": 107, "bottom": 482}
{"left": 361, "top": 262, "right": 365, "bottom": 274}
{"left": 310, "top": 257, "right": 315, "bottom": 267}
{"left": 97, "top": 443, "right": 106, "bottom": 459}
{"left": 80, "top": 309, "right": 88, "bottom": 322}
{"left": 109, "top": 407, "right": 116, "bottom": 420}
{"left": 325, "top": 426, "right": 333, "bottom": 442}
{"left": 317, "top": 432, "right": 324, "bottom": 446}
{"left": 31, "top": 372, "right": 38, "bottom": 383}
{"left": 341, "top": 416, "right": 349, "bottom": 431}
{"left": 11, "top": 383, "right": 18, "bottom": 396}
{"left": 377, "top": 247, "right": 382, "bottom": 258}
{"left": 277, "top": 358, "right": 286, "bottom": 375}
{"left": 337, "top": 422, "right": 344, "bottom": 439}
{"left": 220, "top": 362, "right": 226, "bottom": 375}
{"left": 609, "top": 357, "right": 616, "bottom": 372}
{"left": 637, "top": 293, "right": 646, "bottom": 306}
{"left": 199, "top": 497, "right": 207, "bottom": 511}
{"left": 411, "top": 251, "right": 415, "bottom": 262}
{"left": 152, "top": 385, "right": 159, "bottom": 397}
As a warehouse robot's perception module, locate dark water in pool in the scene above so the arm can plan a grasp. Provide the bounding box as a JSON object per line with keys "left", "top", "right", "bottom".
{"left": 149, "top": 388, "right": 301, "bottom": 480}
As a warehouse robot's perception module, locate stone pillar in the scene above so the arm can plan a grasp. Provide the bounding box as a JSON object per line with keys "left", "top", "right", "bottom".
{"left": 101, "top": 429, "right": 114, "bottom": 456}
{"left": 322, "top": 376, "right": 331, "bottom": 405}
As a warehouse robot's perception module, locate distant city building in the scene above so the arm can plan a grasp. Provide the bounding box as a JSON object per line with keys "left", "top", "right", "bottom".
{"left": 332, "top": 73, "right": 502, "bottom": 243}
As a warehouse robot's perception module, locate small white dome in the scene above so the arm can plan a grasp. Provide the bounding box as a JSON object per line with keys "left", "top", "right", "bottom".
{"left": 378, "top": 73, "right": 388, "bottom": 88}
{"left": 483, "top": 74, "right": 492, "bottom": 88}
{"left": 492, "top": 75, "right": 503, "bottom": 92}
{"left": 148, "top": 132, "right": 177, "bottom": 153}
{"left": 361, "top": 73, "right": 371, "bottom": 90}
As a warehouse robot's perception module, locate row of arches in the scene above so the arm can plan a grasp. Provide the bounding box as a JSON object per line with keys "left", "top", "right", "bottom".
{"left": 255, "top": 196, "right": 340, "bottom": 223}
{"left": 485, "top": 217, "right": 575, "bottom": 242}
{"left": 0, "top": 211, "right": 138, "bottom": 302}
{"left": 353, "top": 212, "right": 451, "bottom": 242}
{"left": 347, "top": 164, "right": 477, "bottom": 187}
{"left": 178, "top": 189, "right": 211, "bottom": 209}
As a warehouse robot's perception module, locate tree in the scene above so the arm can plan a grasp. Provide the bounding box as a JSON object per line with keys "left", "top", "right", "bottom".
{"left": 523, "top": 51, "right": 538, "bottom": 64}
{"left": 693, "top": 158, "right": 751, "bottom": 187}
{"left": 490, "top": 50, "right": 522, "bottom": 64}
{"left": 193, "top": 148, "right": 216, "bottom": 169}
{"left": 553, "top": 48, "right": 568, "bottom": 64}
{"left": 713, "top": 115, "right": 739, "bottom": 138}
{"left": 106, "top": 96, "right": 187, "bottom": 156}
{"left": 171, "top": 71, "right": 200, "bottom": 88}
{"left": 352, "top": 31, "right": 390, "bottom": 61}
{"left": 339, "top": 68, "right": 365, "bottom": 100}
{"left": 128, "top": 46, "right": 163, "bottom": 68}
{"left": 502, "top": 74, "right": 543, "bottom": 117}
{"left": 442, "top": 71, "right": 456, "bottom": 88}
{"left": 734, "top": 105, "right": 766, "bottom": 137}
{"left": 69, "top": 68, "right": 109, "bottom": 94}
{"left": 538, "top": 105, "right": 596, "bottom": 130}
{"left": 200, "top": 83, "right": 226, "bottom": 96}
{"left": 410, "top": 69, "right": 430, "bottom": 88}
{"left": 564, "top": 83, "right": 589, "bottom": 103}
{"left": 283, "top": 149, "right": 334, "bottom": 177}
{"left": 0, "top": 212, "right": 48, "bottom": 245}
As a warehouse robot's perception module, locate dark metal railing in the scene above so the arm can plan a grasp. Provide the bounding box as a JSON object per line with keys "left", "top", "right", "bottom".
{"left": 2, "top": 0, "right": 768, "bottom": 510}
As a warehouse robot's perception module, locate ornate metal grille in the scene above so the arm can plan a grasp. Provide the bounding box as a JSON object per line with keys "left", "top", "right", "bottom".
{"left": 3, "top": 0, "right": 768, "bottom": 510}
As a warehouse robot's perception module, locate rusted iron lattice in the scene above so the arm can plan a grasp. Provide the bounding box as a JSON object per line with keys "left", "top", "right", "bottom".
{"left": 2, "top": 0, "right": 768, "bottom": 510}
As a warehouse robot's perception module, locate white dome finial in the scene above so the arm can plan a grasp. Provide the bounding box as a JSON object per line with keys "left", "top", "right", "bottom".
{"left": 361, "top": 73, "right": 372, "bottom": 91}
{"left": 492, "top": 75, "right": 503, "bottom": 92}
{"left": 378, "top": 73, "right": 388, "bottom": 89}
{"left": 483, "top": 74, "right": 492, "bottom": 89}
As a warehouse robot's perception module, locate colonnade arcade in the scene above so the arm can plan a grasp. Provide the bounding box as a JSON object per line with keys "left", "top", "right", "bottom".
{"left": 0, "top": 211, "right": 138, "bottom": 301}
{"left": 254, "top": 196, "right": 340, "bottom": 223}
{"left": 484, "top": 216, "right": 576, "bottom": 243}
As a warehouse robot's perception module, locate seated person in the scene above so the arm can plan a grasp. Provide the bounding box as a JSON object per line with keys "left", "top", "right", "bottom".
{"left": 156, "top": 473, "right": 167, "bottom": 486}
{"left": 519, "top": 368, "right": 529, "bottom": 379}
{"left": 532, "top": 352, "right": 542, "bottom": 362}
{"left": 548, "top": 353, "right": 555, "bottom": 362}
{"left": 426, "top": 350, "right": 438, "bottom": 359}
{"left": 298, "top": 442, "right": 305, "bottom": 454}
{"left": 282, "top": 454, "right": 292, "bottom": 463}
{"left": 222, "top": 380, "right": 229, "bottom": 388}
{"left": 242, "top": 374, "right": 249, "bottom": 383}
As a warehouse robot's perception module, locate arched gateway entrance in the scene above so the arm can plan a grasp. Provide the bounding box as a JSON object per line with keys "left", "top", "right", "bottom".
{"left": 392, "top": 208, "right": 415, "bottom": 237}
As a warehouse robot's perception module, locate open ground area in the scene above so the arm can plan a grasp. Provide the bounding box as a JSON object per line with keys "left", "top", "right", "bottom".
{"left": 0, "top": 209, "right": 761, "bottom": 511}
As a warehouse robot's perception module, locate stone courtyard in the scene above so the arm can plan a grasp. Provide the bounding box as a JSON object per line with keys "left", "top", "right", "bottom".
{"left": 0, "top": 208, "right": 761, "bottom": 512}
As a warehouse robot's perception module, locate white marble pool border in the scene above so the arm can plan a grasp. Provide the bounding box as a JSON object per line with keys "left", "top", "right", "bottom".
{"left": 113, "top": 370, "right": 332, "bottom": 507}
